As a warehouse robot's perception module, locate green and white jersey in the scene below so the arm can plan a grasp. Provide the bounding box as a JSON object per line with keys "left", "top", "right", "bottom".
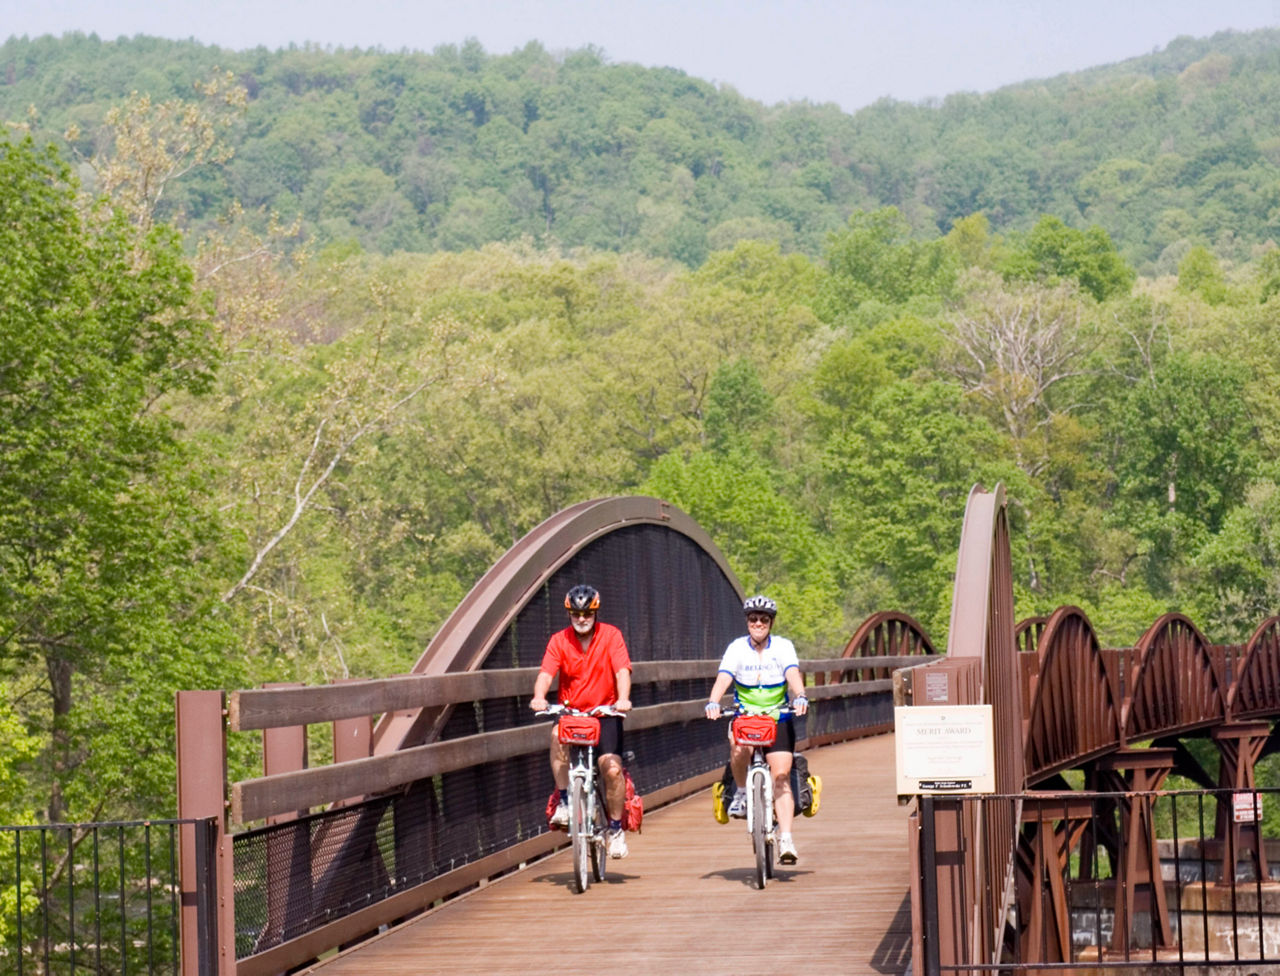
{"left": 717, "top": 634, "right": 799, "bottom": 715}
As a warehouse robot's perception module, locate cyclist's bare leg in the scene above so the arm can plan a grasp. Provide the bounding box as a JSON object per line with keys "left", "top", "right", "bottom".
{"left": 598, "top": 752, "right": 625, "bottom": 821}
{"left": 549, "top": 725, "right": 569, "bottom": 790}
{"left": 767, "top": 750, "right": 795, "bottom": 834}
{"left": 729, "top": 742, "right": 752, "bottom": 788}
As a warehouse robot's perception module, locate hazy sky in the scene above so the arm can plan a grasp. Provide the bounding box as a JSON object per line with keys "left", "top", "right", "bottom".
{"left": 4, "top": 0, "right": 1280, "bottom": 112}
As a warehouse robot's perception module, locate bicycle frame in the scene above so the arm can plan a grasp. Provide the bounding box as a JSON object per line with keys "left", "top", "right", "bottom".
{"left": 726, "top": 706, "right": 792, "bottom": 889}
{"left": 539, "top": 705, "right": 614, "bottom": 892}
{"left": 567, "top": 739, "right": 600, "bottom": 840}
{"left": 744, "top": 744, "right": 775, "bottom": 841}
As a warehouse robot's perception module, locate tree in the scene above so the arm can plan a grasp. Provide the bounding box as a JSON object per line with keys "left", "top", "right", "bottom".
{"left": 1176, "top": 244, "right": 1228, "bottom": 305}
{"left": 943, "top": 272, "right": 1094, "bottom": 479}
{"left": 809, "top": 378, "right": 1017, "bottom": 638}
{"left": 0, "top": 136, "right": 235, "bottom": 821}
{"left": 71, "top": 70, "right": 247, "bottom": 233}
{"left": 641, "top": 450, "right": 842, "bottom": 648}
{"left": 704, "top": 359, "right": 776, "bottom": 458}
{"left": 1191, "top": 471, "right": 1280, "bottom": 640}
{"left": 1108, "top": 351, "right": 1258, "bottom": 592}
{"left": 1257, "top": 246, "right": 1280, "bottom": 303}
{"left": 817, "top": 207, "right": 956, "bottom": 318}
{"left": 1000, "top": 215, "right": 1135, "bottom": 302}
{"left": 944, "top": 212, "right": 999, "bottom": 270}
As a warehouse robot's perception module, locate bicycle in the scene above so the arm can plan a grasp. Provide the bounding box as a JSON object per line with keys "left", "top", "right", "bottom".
{"left": 537, "top": 704, "right": 620, "bottom": 893}
{"left": 716, "top": 705, "right": 793, "bottom": 889}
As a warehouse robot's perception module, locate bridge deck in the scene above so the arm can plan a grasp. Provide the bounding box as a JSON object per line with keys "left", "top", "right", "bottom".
{"left": 303, "top": 734, "right": 912, "bottom": 976}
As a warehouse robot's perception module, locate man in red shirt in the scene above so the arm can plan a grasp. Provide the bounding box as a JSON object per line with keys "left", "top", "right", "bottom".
{"left": 529, "top": 584, "right": 633, "bottom": 858}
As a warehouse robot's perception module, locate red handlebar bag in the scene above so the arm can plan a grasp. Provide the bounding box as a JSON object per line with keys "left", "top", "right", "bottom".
{"left": 558, "top": 715, "right": 601, "bottom": 745}
{"left": 731, "top": 714, "right": 777, "bottom": 747}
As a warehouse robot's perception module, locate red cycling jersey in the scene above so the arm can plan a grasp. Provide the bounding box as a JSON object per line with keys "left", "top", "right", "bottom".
{"left": 539, "top": 621, "right": 632, "bottom": 709}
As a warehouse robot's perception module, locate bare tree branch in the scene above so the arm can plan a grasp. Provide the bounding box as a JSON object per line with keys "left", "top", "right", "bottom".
{"left": 222, "top": 377, "right": 434, "bottom": 603}
{"left": 944, "top": 272, "right": 1096, "bottom": 474}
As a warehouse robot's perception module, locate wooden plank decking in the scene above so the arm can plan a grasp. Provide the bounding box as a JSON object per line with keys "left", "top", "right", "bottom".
{"left": 303, "top": 733, "right": 913, "bottom": 976}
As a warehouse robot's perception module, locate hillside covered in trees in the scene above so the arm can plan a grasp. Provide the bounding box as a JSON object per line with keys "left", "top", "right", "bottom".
{"left": 2, "top": 28, "right": 1280, "bottom": 832}
{"left": 4, "top": 28, "right": 1280, "bottom": 269}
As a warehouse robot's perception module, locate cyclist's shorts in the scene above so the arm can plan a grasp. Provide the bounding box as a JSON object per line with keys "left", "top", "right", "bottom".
{"left": 595, "top": 715, "right": 624, "bottom": 759}
{"left": 765, "top": 717, "right": 796, "bottom": 756}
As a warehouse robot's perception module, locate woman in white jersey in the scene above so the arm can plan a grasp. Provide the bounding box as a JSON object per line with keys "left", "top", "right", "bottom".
{"left": 704, "top": 595, "right": 809, "bottom": 864}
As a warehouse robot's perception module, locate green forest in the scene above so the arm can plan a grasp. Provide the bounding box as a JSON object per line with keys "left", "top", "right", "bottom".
{"left": 2, "top": 29, "right": 1280, "bottom": 829}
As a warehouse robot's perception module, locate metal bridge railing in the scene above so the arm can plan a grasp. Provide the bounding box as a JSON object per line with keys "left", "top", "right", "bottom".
{"left": 177, "top": 655, "right": 912, "bottom": 975}
{"left": 0, "top": 817, "right": 219, "bottom": 976}
{"left": 917, "top": 788, "right": 1280, "bottom": 974}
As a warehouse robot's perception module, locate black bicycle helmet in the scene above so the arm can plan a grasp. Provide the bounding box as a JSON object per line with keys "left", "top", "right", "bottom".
{"left": 565, "top": 584, "right": 601, "bottom": 613}
{"left": 743, "top": 595, "right": 777, "bottom": 617}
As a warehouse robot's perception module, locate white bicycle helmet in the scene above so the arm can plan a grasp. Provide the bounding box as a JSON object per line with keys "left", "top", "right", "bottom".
{"left": 742, "top": 595, "right": 777, "bottom": 617}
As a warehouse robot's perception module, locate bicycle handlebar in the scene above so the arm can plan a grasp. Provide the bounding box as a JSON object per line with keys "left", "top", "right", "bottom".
{"left": 708, "top": 705, "right": 795, "bottom": 719}
{"left": 535, "top": 704, "right": 624, "bottom": 718}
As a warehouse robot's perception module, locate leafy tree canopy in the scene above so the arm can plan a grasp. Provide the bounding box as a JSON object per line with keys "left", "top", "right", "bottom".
{"left": 0, "top": 136, "right": 239, "bottom": 819}
{"left": 7, "top": 30, "right": 1280, "bottom": 268}
{"left": 1000, "top": 216, "right": 1135, "bottom": 302}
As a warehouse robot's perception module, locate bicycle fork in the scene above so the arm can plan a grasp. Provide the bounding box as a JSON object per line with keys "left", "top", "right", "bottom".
{"left": 570, "top": 744, "right": 597, "bottom": 835}
{"left": 745, "top": 753, "right": 774, "bottom": 839}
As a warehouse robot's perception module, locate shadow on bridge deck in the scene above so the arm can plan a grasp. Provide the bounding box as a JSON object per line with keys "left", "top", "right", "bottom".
{"left": 301, "top": 734, "right": 912, "bottom": 976}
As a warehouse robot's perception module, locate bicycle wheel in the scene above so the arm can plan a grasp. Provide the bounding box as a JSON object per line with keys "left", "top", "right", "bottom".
{"left": 591, "top": 793, "right": 608, "bottom": 882}
{"left": 752, "top": 774, "right": 769, "bottom": 889}
{"left": 570, "top": 777, "right": 591, "bottom": 893}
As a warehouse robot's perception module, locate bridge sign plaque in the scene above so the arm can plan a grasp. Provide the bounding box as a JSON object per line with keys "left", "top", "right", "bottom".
{"left": 893, "top": 705, "right": 995, "bottom": 795}
{"left": 1233, "top": 791, "right": 1263, "bottom": 823}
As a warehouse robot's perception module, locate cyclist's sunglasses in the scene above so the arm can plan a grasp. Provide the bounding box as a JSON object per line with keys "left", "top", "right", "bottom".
{"left": 568, "top": 609, "right": 597, "bottom": 619}
{"left": 746, "top": 613, "right": 773, "bottom": 625}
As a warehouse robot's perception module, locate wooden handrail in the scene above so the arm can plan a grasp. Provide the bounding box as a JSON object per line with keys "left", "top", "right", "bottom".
{"left": 230, "top": 675, "right": 895, "bottom": 823}
{"left": 228, "top": 656, "right": 922, "bottom": 731}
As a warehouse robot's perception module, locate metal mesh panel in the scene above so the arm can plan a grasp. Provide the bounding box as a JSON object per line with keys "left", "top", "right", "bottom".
{"left": 233, "top": 751, "right": 556, "bottom": 959}
{"left": 441, "top": 522, "right": 740, "bottom": 740}
{"left": 808, "top": 692, "right": 894, "bottom": 739}
{"left": 482, "top": 522, "right": 741, "bottom": 671}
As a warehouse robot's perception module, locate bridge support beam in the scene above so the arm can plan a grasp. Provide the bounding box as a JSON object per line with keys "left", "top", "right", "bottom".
{"left": 1091, "top": 748, "right": 1175, "bottom": 955}
{"left": 177, "top": 690, "right": 234, "bottom": 976}
{"left": 1017, "top": 795, "right": 1096, "bottom": 964}
{"left": 1213, "top": 721, "right": 1272, "bottom": 884}
{"left": 259, "top": 684, "right": 314, "bottom": 958}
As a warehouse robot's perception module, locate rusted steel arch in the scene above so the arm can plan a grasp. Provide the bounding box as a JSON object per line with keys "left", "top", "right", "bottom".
{"left": 949, "top": 483, "right": 1024, "bottom": 791}
{"left": 1024, "top": 606, "right": 1123, "bottom": 784}
{"left": 1015, "top": 616, "right": 1048, "bottom": 654}
{"left": 832, "top": 610, "right": 936, "bottom": 681}
{"left": 1227, "top": 615, "right": 1280, "bottom": 720}
{"left": 843, "top": 610, "right": 937, "bottom": 657}
{"left": 945, "top": 483, "right": 1022, "bottom": 964}
{"left": 372, "top": 496, "right": 743, "bottom": 755}
{"left": 1124, "top": 613, "right": 1227, "bottom": 744}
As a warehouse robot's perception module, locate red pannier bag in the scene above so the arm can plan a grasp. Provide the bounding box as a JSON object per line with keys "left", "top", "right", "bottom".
{"left": 731, "top": 714, "right": 778, "bottom": 747}
{"left": 622, "top": 768, "right": 643, "bottom": 833}
{"left": 557, "top": 714, "right": 600, "bottom": 745}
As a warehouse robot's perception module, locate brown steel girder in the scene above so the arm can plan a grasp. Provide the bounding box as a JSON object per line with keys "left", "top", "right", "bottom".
{"left": 1024, "top": 606, "right": 1124, "bottom": 785}
{"left": 1227, "top": 614, "right": 1280, "bottom": 720}
{"left": 1014, "top": 616, "right": 1047, "bottom": 655}
{"left": 828, "top": 610, "right": 936, "bottom": 684}
{"left": 1124, "top": 613, "right": 1228, "bottom": 744}
{"left": 922, "top": 483, "right": 1023, "bottom": 971}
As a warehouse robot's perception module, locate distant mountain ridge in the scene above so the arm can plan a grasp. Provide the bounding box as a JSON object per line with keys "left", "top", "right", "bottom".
{"left": 4, "top": 28, "right": 1280, "bottom": 270}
